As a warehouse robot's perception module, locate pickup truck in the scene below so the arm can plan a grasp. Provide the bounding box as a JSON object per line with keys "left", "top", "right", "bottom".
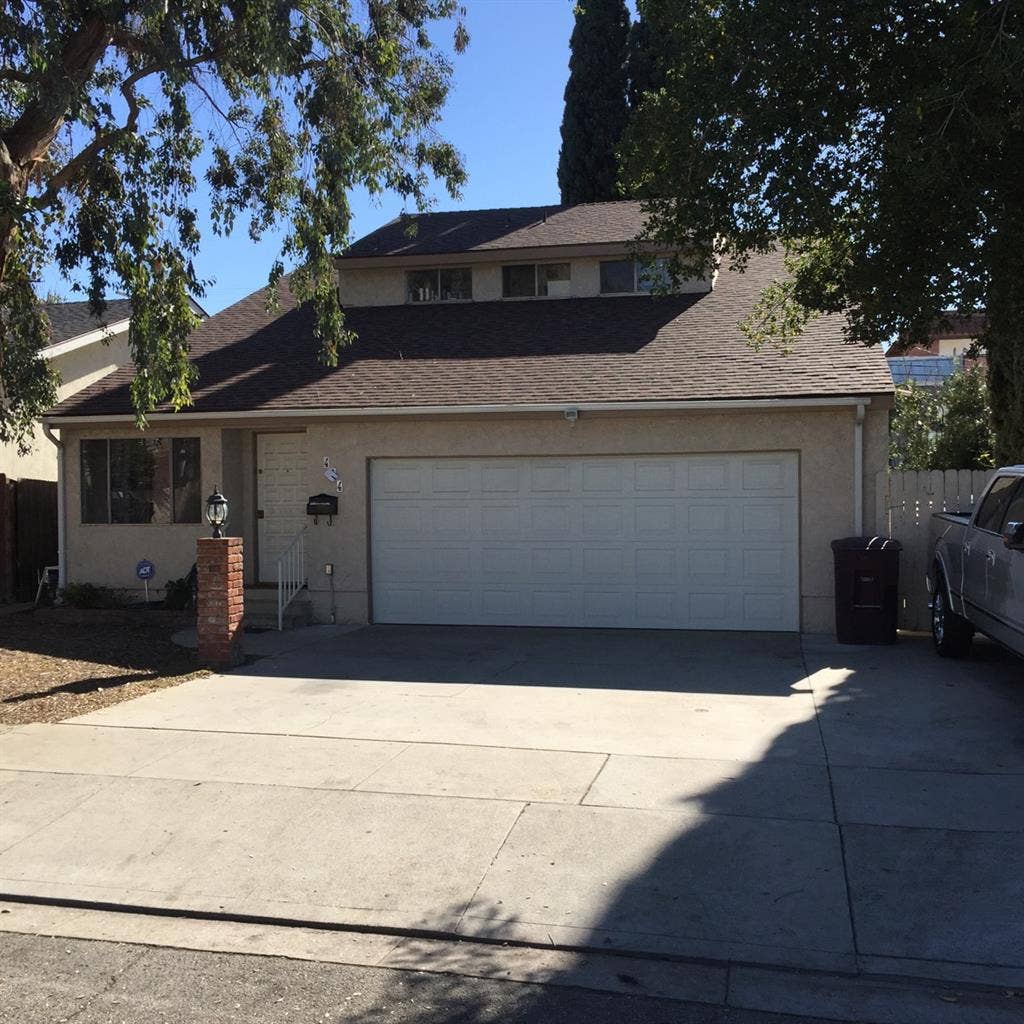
{"left": 928, "top": 465, "right": 1024, "bottom": 658}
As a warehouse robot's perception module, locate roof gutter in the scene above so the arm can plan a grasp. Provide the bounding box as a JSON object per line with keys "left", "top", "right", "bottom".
{"left": 44, "top": 395, "right": 876, "bottom": 426}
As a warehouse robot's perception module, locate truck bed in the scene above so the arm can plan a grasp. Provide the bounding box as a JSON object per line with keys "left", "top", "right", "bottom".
{"left": 933, "top": 510, "right": 971, "bottom": 525}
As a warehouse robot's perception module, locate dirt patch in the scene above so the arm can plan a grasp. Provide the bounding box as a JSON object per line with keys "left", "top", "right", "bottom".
{"left": 0, "top": 609, "right": 207, "bottom": 725}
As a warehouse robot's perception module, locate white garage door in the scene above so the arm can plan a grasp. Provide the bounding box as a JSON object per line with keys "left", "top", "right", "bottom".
{"left": 370, "top": 453, "right": 799, "bottom": 631}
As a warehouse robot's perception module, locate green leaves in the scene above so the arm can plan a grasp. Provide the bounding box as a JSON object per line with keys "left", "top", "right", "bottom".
{"left": 1, "top": 0, "right": 469, "bottom": 449}
{"left": 890, "top": 368, "right": 995, "bottom": 472}
{"left": 621, "top": 1, "right": 1023, "bottom": 460}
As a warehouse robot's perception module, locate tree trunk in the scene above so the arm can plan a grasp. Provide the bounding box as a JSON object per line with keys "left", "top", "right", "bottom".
{"left": 985, "top": 151, "right": 1024, "bottom": 466}
{"left": 985, "top": 321, "right": 1024, "bottom": 466}
{"left": 0, "top": 14, "right": 113, "bottom": 281}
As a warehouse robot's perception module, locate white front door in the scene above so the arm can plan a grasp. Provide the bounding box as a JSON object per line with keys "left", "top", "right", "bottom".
{"left": 257, "top": 432, "right": 308, "bottom": 583}
{"left": 370, "top": 453, "right": 800, "bottom": 631}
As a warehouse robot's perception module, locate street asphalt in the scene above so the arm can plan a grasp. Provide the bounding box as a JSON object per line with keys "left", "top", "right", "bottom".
{"left": 0, "top": 931, "right": 866, "bottom": 1024}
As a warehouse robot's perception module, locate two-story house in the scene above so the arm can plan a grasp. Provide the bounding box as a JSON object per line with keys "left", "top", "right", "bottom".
{"left": 45, "top": 201, "right": 893, "bottom": 633}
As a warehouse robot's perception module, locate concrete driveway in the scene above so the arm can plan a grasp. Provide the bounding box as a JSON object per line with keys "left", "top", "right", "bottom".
{"left": 1, "top": 626, "right": 1021, "bottom": 992}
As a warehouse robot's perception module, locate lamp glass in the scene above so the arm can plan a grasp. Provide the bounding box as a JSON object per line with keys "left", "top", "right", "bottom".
{"left": 205, "top": 488, "right": 228, "bottom": 537}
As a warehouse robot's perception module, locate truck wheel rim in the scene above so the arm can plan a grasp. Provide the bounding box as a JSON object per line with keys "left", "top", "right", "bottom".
{"left": 933, "top": 591, "right": 945, "bottom": 643}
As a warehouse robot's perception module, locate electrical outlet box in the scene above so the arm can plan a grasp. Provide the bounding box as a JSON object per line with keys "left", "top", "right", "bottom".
{"left": 324, "top": 563, "right": 334, "bottom": 576}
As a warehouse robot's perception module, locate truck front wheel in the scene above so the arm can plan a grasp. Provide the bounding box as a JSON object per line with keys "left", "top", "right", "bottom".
{"left": 932, "top": 574, "right": 973, "bottom": 658}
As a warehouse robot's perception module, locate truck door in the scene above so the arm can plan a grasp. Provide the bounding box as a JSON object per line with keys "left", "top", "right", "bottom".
{"left": 963, "top": 475, "right": 1020, "bottom": 623}
{"left": 987, "top": 480, "right": 1024, "bottom": 649}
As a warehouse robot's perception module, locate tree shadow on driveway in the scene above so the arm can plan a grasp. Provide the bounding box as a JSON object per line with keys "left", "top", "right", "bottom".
{"left": 338, "top": 635, "right": 1024, "bottom": 1022}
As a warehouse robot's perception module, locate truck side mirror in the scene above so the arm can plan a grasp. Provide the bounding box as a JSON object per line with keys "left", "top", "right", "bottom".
{"left": 1002, "top": 521, "right": 1024, "bottom": 550}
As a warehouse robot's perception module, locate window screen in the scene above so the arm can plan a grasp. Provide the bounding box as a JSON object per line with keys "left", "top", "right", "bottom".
{"left": 638, "top": 258, "right": 671, "bottom": 293}
{"left": 439, "top": 267, "right": 472, "bottom": 300}
{"left": 501, "top": 264, "right": 534, "bottom": 297}
{"left": 407, "top": 268, "right": 471, "bottom": 302}
{"left": 599, "top": 259, "right": 636, "bottom": 293}
{"left": 538, "top": 263, "right": 571, "bottom": 296}
{"left": 172, "top": 438, "right": 202, "bottom": 523}
{"left": 80, "top": 440, "right": 109, "bottom": 524}
{"left": 407, "top": 269, "right": 438, "bottom": 302}
{"left": 80, "top": 438, "right": 201, "bottom": 524}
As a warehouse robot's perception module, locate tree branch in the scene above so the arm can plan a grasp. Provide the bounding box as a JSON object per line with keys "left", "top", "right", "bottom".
{"left": 0, "top": 67, "right": 34, "bottom": 84}
{"left": 34, "top": 65, "right": 150, "bottom": 208}
{"left": 33, "top": 46, "right": 228, "bottom": 209}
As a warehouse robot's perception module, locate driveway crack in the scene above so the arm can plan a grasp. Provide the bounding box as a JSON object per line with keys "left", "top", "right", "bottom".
{"left": 800, "top": 635, "right": 860, "bottom": 959}
{"left": 454, "top": 801, "right": 529, "bottom": 932}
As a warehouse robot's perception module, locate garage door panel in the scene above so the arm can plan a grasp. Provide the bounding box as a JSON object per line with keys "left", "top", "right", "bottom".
{"left": 371, "top": 455, "right": 799, "bottom": 631}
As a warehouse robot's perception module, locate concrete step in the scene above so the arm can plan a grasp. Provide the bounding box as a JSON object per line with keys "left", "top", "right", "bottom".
{"left": 243, "top": 588, "right": 312, "bottom": 630}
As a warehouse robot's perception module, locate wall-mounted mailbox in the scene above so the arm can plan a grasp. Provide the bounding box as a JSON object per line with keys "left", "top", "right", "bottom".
{"left": 306, "top": 493, "right": 339, "bottom": 524}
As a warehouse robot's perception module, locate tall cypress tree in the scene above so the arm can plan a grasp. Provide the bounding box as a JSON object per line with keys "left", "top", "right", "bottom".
{"left": 557, "top": 0, "right": 631, "bottom": 205}
{"left": 627, "top": 1, "right": 662, "bottom": 110}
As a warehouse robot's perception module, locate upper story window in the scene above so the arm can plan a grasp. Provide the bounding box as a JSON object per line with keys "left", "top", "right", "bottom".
{"left": 502, "top": 262, "right": 571, "bottom": 299}
{"left": 406, "top": 267, "right": 472, "bottom": 302}
{"left": 81, "top": 437, "right": 201, "bottom": 524}
{"left": 599, "top": 258, "right": 672, "bottom": 294}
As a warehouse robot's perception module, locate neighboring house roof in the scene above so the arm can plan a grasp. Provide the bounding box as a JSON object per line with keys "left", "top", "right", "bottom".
{"left": 887, "top": 356, "right": 958, "bottom": 387}
{"left": 928, "top": 313, "right": 987, "bottom": 341}
{"left": 343, "top": 200, "right": 649, "bottom": 258}
{"left": 48, "top": 248, "right": 893, "bottom": 420}
{"left": 890, "top": 311, "right": 987, "bottom": 354}
{"left": 43, "top": 299, "right": 134, "bottom": 346}
{"left": 40, "top": 297, "right": 208, "bottom": 362}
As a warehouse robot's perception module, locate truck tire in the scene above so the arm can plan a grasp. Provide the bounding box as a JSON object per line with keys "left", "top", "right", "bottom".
{"left": 932, "top": 573, "right": 973, "bottom": 658}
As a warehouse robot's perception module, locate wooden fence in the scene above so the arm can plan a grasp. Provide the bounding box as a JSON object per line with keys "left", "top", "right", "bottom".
{"left": 874, "top": 469, "right": 996, "bottom": 630}
{"left": 0, "top": 473, "right": 58, "bottom": 603}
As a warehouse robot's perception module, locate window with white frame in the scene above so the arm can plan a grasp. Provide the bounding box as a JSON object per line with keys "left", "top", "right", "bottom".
{"left": 599, "top": 258, "right": 672, "bottom": 294}
{"left": 501, "top": 262, "right": 571, "bottom": 298}
{"left": 406, "top": 267, "right": 472, "bottom": 302}
{"left": 81, "top": 437, "right": 202, "bottom": 524}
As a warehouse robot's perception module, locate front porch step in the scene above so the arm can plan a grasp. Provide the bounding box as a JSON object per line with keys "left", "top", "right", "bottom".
{"left": 243, "top": 587, "right": 313, "bottom": 630}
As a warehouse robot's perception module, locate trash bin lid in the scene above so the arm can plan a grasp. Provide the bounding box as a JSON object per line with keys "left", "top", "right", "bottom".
{"left": 830, "top": 536, "right": 902, "bottom": 552}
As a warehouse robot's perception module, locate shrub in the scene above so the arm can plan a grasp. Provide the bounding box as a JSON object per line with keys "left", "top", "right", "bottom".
{"left": 163, "top": 575, "right": 195, "bottom": 611}
{"left": 60, "top": 582, "right": 130, "bottom": 609}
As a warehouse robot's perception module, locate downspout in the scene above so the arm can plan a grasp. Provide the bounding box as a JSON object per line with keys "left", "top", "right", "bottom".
{"left": 854, "top": 403, "right": 866, "bottom": 536}
{"left": 42, "top": 422, "right": 66, "bottom": 590}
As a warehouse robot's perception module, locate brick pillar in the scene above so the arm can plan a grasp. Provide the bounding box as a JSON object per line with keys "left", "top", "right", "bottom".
{"left": 196, "top": 537, "right": 244, "bottom": 669}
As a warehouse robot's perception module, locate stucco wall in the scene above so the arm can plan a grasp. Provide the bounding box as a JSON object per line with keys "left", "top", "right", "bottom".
{"left": 0, "top": 331, "right": 131, "bottom": 482}
{"left": 57, "top": 404, "right": 889, "bottom": 630}
{"left": 62, "top": 423, "right": 223, "bottom": 594}
{"left": 337, "top": 259, "right": 710, "bottom": 307}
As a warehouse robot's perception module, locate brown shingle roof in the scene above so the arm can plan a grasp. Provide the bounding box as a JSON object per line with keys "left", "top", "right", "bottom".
{"left": 42, "top": 299, "right": 134, "bottom": 345}
{"left": 342, "top": 201, "right": 649, "bottom": 258}
{"left": 48, "top": 248, "right": 893, "bottom": 419}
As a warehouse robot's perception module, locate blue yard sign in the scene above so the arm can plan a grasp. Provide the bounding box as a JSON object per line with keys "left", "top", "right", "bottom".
{"left": 136, "top": 558, "right": 155, "bottom": 604}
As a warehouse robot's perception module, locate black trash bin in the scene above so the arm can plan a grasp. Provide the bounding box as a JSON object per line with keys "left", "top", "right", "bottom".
{"left": 830, "top": 536, "right": 901, "bottom": 644}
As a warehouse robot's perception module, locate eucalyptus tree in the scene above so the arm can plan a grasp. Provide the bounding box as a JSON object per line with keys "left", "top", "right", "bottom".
{"left": 1, "top": 1, "right": 468, "bottom": 450}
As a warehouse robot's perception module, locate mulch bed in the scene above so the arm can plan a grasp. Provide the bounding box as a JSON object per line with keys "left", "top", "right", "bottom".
{"left": 0, "top": 608, "right": 207, "bottom": 726}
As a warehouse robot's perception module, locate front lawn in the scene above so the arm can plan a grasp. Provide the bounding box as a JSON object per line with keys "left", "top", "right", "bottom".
{"left": 0, "top": 609, "right": 206, "bottom": 725}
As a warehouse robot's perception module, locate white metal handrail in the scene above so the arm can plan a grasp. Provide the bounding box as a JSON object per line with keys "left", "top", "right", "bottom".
{"left": 276, "top": 525, "right": 308, "bottom": 630}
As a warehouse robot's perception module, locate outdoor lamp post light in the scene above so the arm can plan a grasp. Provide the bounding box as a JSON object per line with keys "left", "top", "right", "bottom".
{"left": 205, "top": 487, "right": 229, "bottom": 538}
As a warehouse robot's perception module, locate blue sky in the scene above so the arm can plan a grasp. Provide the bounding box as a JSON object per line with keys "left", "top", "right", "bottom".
{"left": 43, "top": 1, "right": 580, "bottom": 315}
